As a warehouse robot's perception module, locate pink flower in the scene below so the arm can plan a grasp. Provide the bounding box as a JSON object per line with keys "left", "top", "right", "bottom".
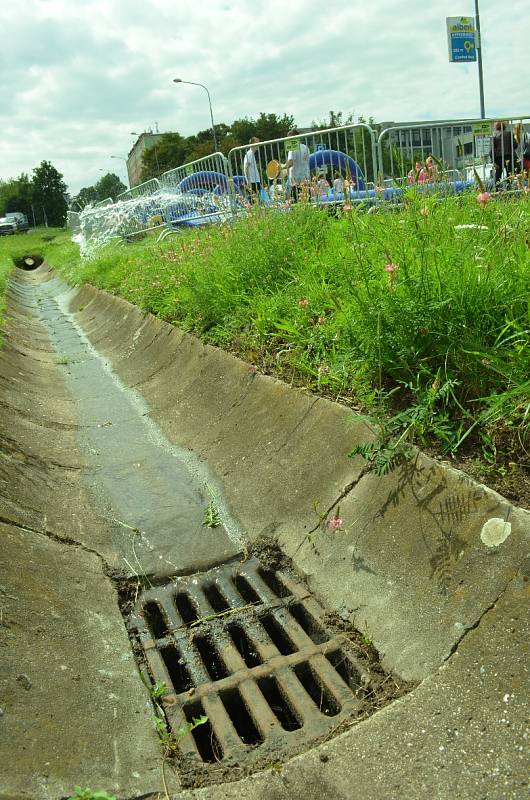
{"left": 298, "top": 297, "right": 309, "bottom": 307}
{"left": 327, "top": 514, "right": 343, "bottom": 531}
{"left": 420, "top": 206, "right": 429, "bottom": 217}
{"left": 477, "top": 191, "right": 491, "bottom": 206}
{"left": 384, "top": 262, "right": 399, "bottom": 273}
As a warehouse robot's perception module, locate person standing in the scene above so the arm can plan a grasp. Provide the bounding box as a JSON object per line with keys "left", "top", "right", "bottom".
{"left": 283, "top": 129, "right": 310, "bottom": 202}
{"left": 514, "top": 123, "right": 530, "bottom": 178}
{"left": 243, "top": 137, "right": 261, "bottom": 201}
{"left": 492, "top": 121, "right": 516, "bottom": 186}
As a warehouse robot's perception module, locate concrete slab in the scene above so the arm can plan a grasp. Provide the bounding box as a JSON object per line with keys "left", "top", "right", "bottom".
{"left": 0, "top": 522, "right": 164, "bottom": 800}
{"left": 286, "top": 451, "right": 530, "bottom": 680}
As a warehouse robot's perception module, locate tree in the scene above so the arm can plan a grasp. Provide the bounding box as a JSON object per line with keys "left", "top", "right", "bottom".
{"left": 230, "top": 113, "right": 295, "bottom": 145}
{"left": 72, "top": 185, "right": 99, "bottom": 209}
{"left": 31, "top": 161, "right": 68, "bottom": 226}
{"left": 0, "top": 174, "right": 33, "bottom": 218}
{"left": 95, "top": 173, "right": 127, "bottom": 201}
{"left": 140, "top": 133, "right": 190, "bottom": 182}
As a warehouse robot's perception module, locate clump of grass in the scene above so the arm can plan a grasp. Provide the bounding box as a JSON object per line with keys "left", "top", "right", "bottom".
{"left": 14, "top": 197, "right": 530, "bottom": 467}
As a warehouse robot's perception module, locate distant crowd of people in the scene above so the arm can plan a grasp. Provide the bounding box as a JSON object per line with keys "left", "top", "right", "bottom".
{"left": 242, "top": 120, "right": 530, "bottom": 204}
{"left": 407, "top": 156, "right": 439, "bottom": 185}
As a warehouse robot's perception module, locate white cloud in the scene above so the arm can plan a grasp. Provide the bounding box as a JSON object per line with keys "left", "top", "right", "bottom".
{"left": 0, "top": 0, "right": 528, "bottom": 192}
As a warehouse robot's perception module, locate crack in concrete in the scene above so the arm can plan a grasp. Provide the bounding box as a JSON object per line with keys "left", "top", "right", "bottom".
{"left": 294, "top": 462, "right": 374, "bottom": 553}
{"left": 443, "top": 567, "right": 521, "bottom": 661}
{"left": 0, "top": 512, "right": 113, "bottom": 574}
{"left": 270, "top": 396, "right": 320, "bottom": 456}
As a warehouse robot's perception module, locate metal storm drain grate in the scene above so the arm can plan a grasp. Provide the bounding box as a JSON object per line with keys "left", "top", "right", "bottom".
{"left": 127, "top": 557, "right": 378, "bottom": 774}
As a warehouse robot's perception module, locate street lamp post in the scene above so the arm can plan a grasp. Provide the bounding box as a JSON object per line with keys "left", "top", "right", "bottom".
{"left": 474, "top": 0, "right": 486, "bottom": 118}
{"left": 110, "top": 155, "right": 130, "bottom": 188}
{"left": 173, "top": 78, "right": 219, "bottom": 152}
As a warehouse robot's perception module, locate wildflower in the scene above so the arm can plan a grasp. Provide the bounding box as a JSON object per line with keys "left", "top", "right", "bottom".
{"left": 327, "top": 512, "right": 343, "bottom": 531}
{"left": 317, "top": 315, "right": 326, "bottom": 324}
{"left": 318, "top": 364, "right": 330, "bottom": 375}
{"left": 476, "top": 191, "right": 491, "bottom": 206}
{"left": 420, "top": 206, "right": 429, "bottom": 217}
{"left": 454, "top": 224, "right": 488, "bottom": 230}
{"left": 342, "top": 204, "right": 352, "bottom": 212}
{"left": 384, "top": 262, "right": 399, "bottom": 291}
{"left": 298, "top": 297, "right": 309, "bottom": 307}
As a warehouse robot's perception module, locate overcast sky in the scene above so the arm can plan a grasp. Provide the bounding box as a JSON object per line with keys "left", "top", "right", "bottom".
{"left": 0, "top": 0, "right": 527, "bottom": 193}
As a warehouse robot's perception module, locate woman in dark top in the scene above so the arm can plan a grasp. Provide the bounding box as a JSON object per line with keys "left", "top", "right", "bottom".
{"left": 492, "top": 121, "right": 516, "bottom": 185}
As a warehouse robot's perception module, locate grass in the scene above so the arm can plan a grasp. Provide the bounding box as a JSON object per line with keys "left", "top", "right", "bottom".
{"left": 1, "top": 193, "right": 529, "bottom": 483}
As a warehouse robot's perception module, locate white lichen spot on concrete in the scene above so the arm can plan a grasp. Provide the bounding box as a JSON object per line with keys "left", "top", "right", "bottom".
{"left": 480, "top": 517, "right": 512, "bottom": 547}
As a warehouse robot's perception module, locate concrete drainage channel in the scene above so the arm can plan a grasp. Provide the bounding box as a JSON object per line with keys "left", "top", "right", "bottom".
{"left": 0, "top": 261, "right": 529, "bottom": 800}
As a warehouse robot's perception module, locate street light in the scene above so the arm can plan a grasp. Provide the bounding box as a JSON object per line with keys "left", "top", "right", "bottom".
{"left": 110, "top": 155, "right": 130, "bottom": 188}
{"left": 173, "top": 78, "right": 218, "bottom": 152}
{"left": 474, "top": 0, "right": 485, "bottom": 118}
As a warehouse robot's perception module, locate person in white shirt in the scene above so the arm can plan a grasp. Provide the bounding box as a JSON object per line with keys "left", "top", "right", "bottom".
{"left": 243, "top": 137, "right": 261, "bottom": 202}
{"left": 283, "top": 128, "right": 310, "bottom": 202}
{"left": 333, "top": 173, "right": 344, "bottom": 194}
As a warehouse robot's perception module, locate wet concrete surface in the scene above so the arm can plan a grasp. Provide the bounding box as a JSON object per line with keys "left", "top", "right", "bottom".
{"left": 13, "top": 272, "right": 242, "bottom": 578}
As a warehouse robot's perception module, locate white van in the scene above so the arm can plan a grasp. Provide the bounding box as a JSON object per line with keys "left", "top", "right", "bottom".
{"left": 5, "top": 212, "right": 29, "bottom": 232}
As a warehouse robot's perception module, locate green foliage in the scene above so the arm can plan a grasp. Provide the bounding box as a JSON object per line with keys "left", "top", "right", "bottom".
{"left": 0, "top": 173, "right": 34, "bottom": 218}
{"left": 73, "top": 174, "right": 127, "bottom": 208}
{"left": 32, "top": 161, "right": 68, "bottom": 226}
{"left": 203, "top": 501, "right": 221, "bottom": 528}
{"left": 154, "top": 712, "right": 208, "bottom": 753}
{"left": 27, "top": 194, "right": 530, "bottom": 464}
{"left": 73, "top": 185, "right": 99, "bottom": 209}
{"left": 67, "top": 788, "right": 116, "bottom": 800}
{"left": 0, "top": 258, "right": 13, "bottom": 344}
{"left": 148, "top": 680, "right": 168, "bottom": 699}
{"left": 95, "top": 173, "right": 127, "bottom": 202}
{"left": 139, "top": 112, "right": 296, "bottom": 182}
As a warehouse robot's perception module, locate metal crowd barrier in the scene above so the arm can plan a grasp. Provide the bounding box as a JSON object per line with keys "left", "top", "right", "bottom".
{"left": 111, "top": 178, "right": 171, "bottom": 238}
{"left": 66, "top": 210, "right": 80, "bottom": 233}
{"left": 159, "top": 152, "right": 233, "bottom": 227}
{"left": 227, "top": 123, "right": 378, "bottom": 210}
{"left": 377, "top": 115, "right": 530, "bottom": 193}
{"left": 72, "top": 114, "right": 530, "bottom": 251}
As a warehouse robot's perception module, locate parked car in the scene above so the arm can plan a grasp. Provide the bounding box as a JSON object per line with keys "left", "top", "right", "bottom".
{"left": 4, "top": 212, "right": 29, "bottom": 231}
{"left": 0, "top": 217, "right": 17, "bottom": 235}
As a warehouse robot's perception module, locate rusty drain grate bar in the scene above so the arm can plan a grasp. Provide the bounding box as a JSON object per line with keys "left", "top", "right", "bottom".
{"left": 127, "top": 557, "right": 373, "bottom": 767}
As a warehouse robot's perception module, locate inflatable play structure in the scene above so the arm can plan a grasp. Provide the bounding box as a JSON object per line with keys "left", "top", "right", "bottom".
{"left": 309, "top": 149, "right": 366, "bottom": 190}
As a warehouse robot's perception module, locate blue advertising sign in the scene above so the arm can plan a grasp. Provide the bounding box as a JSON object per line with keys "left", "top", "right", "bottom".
{"left": 446, "top": 16, "right": 477, "bottom": 62}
